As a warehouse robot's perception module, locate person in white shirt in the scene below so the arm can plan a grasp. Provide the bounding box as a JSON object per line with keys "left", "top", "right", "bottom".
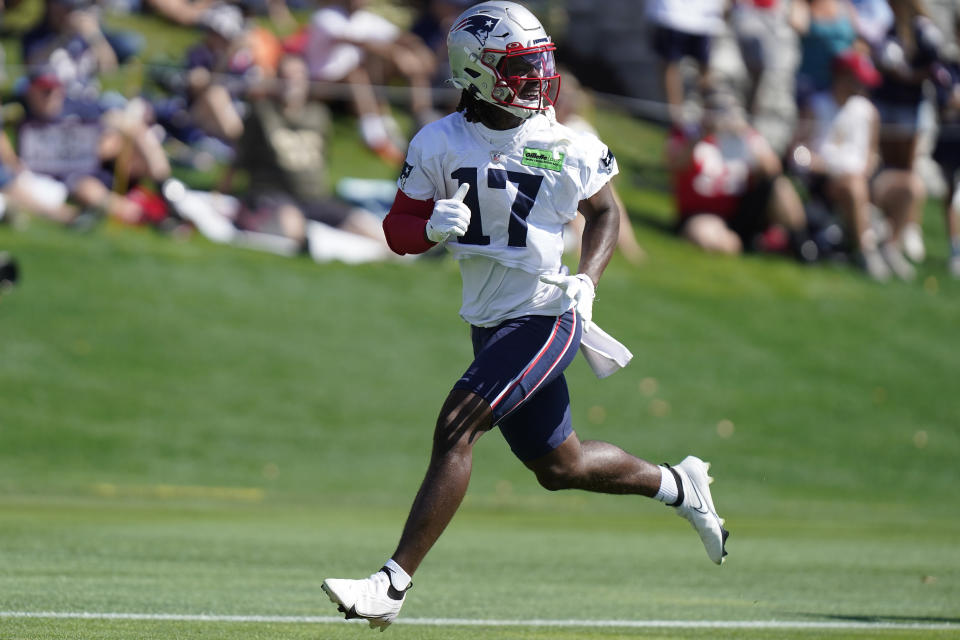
{"left": 306, "top": 0, "right": 438, "bottom": 164}
{"left": 320, "top": 2, "right": 728, "bottom": 631}
{"left": 794, "top": 48, "right": 921, "bottom": 280}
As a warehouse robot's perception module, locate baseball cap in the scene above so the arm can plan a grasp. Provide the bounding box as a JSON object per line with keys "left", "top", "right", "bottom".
{"left": 28, "top": 65, "right": 62, "bottom": 90}
{"left": 833, "top": 49, "right": 882, "bottom": 88}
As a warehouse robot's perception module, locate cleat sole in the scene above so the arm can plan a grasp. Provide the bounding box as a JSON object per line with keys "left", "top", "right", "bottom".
{"left": 321, "top": 583, "right": 339, "bottom": 605}
{"left": 322, "top": 582, "right": 355, "bottom": 621}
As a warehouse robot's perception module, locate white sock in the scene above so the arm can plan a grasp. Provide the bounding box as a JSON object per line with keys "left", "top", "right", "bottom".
{"left": 383, "top": 559, "right": 411, "bottom": 590}
{"left": 654, "top": 465, "right": 680, "bottom": 505}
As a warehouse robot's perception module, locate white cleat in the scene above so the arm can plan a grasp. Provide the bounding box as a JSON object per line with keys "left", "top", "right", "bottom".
{"left": 322, "top": 568, "right": 409, "bottom": 631}
{"left": 669, "top": 455, "right": 729, "bottom": 565}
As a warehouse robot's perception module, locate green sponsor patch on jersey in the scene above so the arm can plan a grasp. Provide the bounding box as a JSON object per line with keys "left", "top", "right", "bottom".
{"left": 522, "top": 147, "right": 565, "bottom": 172}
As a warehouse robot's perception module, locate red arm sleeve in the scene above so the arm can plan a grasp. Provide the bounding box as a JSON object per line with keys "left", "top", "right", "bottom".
{"left": 382, "top": 189, "right": 437, "bottom": 255}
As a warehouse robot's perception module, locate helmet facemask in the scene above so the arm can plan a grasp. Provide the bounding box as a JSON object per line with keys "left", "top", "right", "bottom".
{"left": 483, "top": 44, "right": 560, "bottom": 115}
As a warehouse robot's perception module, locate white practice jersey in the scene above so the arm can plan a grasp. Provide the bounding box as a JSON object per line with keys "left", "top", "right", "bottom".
{"left": 398, "top": 110, "right": 618, "bottom": 327}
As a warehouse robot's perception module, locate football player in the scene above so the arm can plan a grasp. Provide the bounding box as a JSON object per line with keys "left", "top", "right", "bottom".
{"left": 321, "top": 1, "right": 728, "bottom": 630}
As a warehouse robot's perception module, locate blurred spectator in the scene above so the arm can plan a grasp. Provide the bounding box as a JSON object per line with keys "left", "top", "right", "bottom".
{"left": 166, "top": 54, "right": 392, "bottom": 263}
{"left": 22, "top": 0, "right": 145, "bottom": 88}
{"left": 142, "top": 0, "right": 216, "bottom": 26}
{"left": 236, "top": 0, "right": 296, "bottom": 31}
{"left": 182, "top": 3, "right": 253, "bottom": 142}
{"left": 23, "top": 0, "right": 120, "bottom": 96}
{"left": 234, "top": 54, "right": 388, "bottom": 247}
{"left": 0, "top": 101, "right": 81, "bottom": 225}
{"left": 791, "top": 49, "right": 919, "bottom": 280}
{"left": 872, "top": 0, "right": 943, "bottom": 169}
{"left": 409, "top": 0, "right": 469, "bottom": 88}
{"left": 924, "top": 0, "right": 960, "bottom": 64}
{"left": 15, "top": 66, "right": 170, "bottom": 226}
{"left": 849, "top": 0, "right": 894, "bottom": 48}
{"left": 730, "top": 0, "right": 797, "bottom": 115}
{"left": 869, "top": 0, "right": 944, "bottom": 266}
{"left": 554, "top": 70, "right": 645, "bottom": 265}
{"left": 305, "top": 0, "right": 439, "bottom": 164}
{"left": 646, "top": 0, "right": 726, "bottom": 128}
{"left": 791, "top": 0, "right": 860, "bottom": 107}
{"left": 727, "top": 0, "right": 800, "bottom": 156}
{"left": 665, "top": 87, "right": 811, "bottom": 258}
{"left": 244, "top": 14, "right": 285, "bottom": 78}
{"left": 931, "top": 60, "right": 960, "bottom": 277}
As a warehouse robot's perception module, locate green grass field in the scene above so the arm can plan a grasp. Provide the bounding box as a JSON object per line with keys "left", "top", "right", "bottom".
{"left": 2, "top": 3, "right": 960, "bottom": 637}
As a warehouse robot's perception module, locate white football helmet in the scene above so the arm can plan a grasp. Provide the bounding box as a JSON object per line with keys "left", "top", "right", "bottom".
{"left": 447, "top": 1, "right": 560, "bottom": 119}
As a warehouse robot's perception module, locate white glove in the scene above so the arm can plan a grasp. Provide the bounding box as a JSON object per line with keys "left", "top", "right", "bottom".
{"left": 539, "top": 272, "right": 596, "bottom": 331}
{"left": 425, "top": 183, "right": 471, "bottom": 243}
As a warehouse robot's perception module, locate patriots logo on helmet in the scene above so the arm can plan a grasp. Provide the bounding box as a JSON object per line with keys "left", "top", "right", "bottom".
{"left": 453, "top": 14, "right": 502, "bottom": 46}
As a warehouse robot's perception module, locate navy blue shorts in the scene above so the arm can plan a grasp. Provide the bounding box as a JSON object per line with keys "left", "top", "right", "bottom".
{"left": 651, "top": 25, "right": 712, "bottom": 66}
{"left": 453, "top": 310, "right": 582, "bottom": 462}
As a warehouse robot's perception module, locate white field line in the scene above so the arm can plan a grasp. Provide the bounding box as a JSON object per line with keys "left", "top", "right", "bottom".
{"left": 1, "top": 611, "right": 958, "bottom": 631}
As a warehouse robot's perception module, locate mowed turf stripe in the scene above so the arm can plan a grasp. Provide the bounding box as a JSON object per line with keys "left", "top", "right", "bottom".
{"left": 1, "top": 612, "right": 957, "bottom": 631}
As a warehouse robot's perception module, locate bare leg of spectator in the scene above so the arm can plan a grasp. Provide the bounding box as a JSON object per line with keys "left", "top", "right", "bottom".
{"left": 101, "top": 116, "right": 172, "bottom": 189}
{"left": 827, "top": 174, "right": 871, "bottom": 247}
{"left": 72, "top": 176, "right": 141, "bottom": 225}
{"left": 277, "top": 203, "right": 307, "bottom": 246}
{"left": 826, "top": 174, "right": 890, "bottom": 280}
{"left": 767, "top": 175, "right": 807, "bottom": 231}
{"left": 873, "top": 169, "right": 925, "bottom": 245}
{"left": 4, "top": 178, "right": 78, "bottom": 225}
{"left": 191, "top": 85, "right": 244, "bottom": 142}
{"left": 682, "top": 214, "right": 743, "bottom": 254}
{"left": 392, "top": 35, "right": 439, "bottom": 126}
{"left": 128, "top": 121, "right": 173, "bottom": 183}
{"left": 662, "top": 60, "right": 686, "bottom": 126}
{"left": 346, "top": 67, "right": 404, "bottom": 165}
{"left": 871, "top": 169, "right": 922, "bottom": 280}
{"left": 145, "top": 0, "right": 214, "bottom": 26}
{"left": 612, "top": 190, "right": 645, "bottom": 264}
{"left": 340, "top": 208, "right": 390, "bottom": 246}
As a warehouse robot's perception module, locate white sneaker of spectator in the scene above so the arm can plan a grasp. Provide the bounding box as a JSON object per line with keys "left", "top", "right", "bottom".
{"left": 879, "top": 242, "right": 916, "bottom": 281}
{"left": 900, "top": 222, "right": 926, "bottom": 263}
{"left": 949, "top": 254, "right": 960, "bottom": 279}
{"left": 859, "top": 247, "right": 891, "bottom": 282}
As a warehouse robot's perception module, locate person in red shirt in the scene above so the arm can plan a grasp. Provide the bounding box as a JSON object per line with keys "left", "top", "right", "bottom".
{"left": 667, "top": 88, "right": 811, "bottom": 257}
